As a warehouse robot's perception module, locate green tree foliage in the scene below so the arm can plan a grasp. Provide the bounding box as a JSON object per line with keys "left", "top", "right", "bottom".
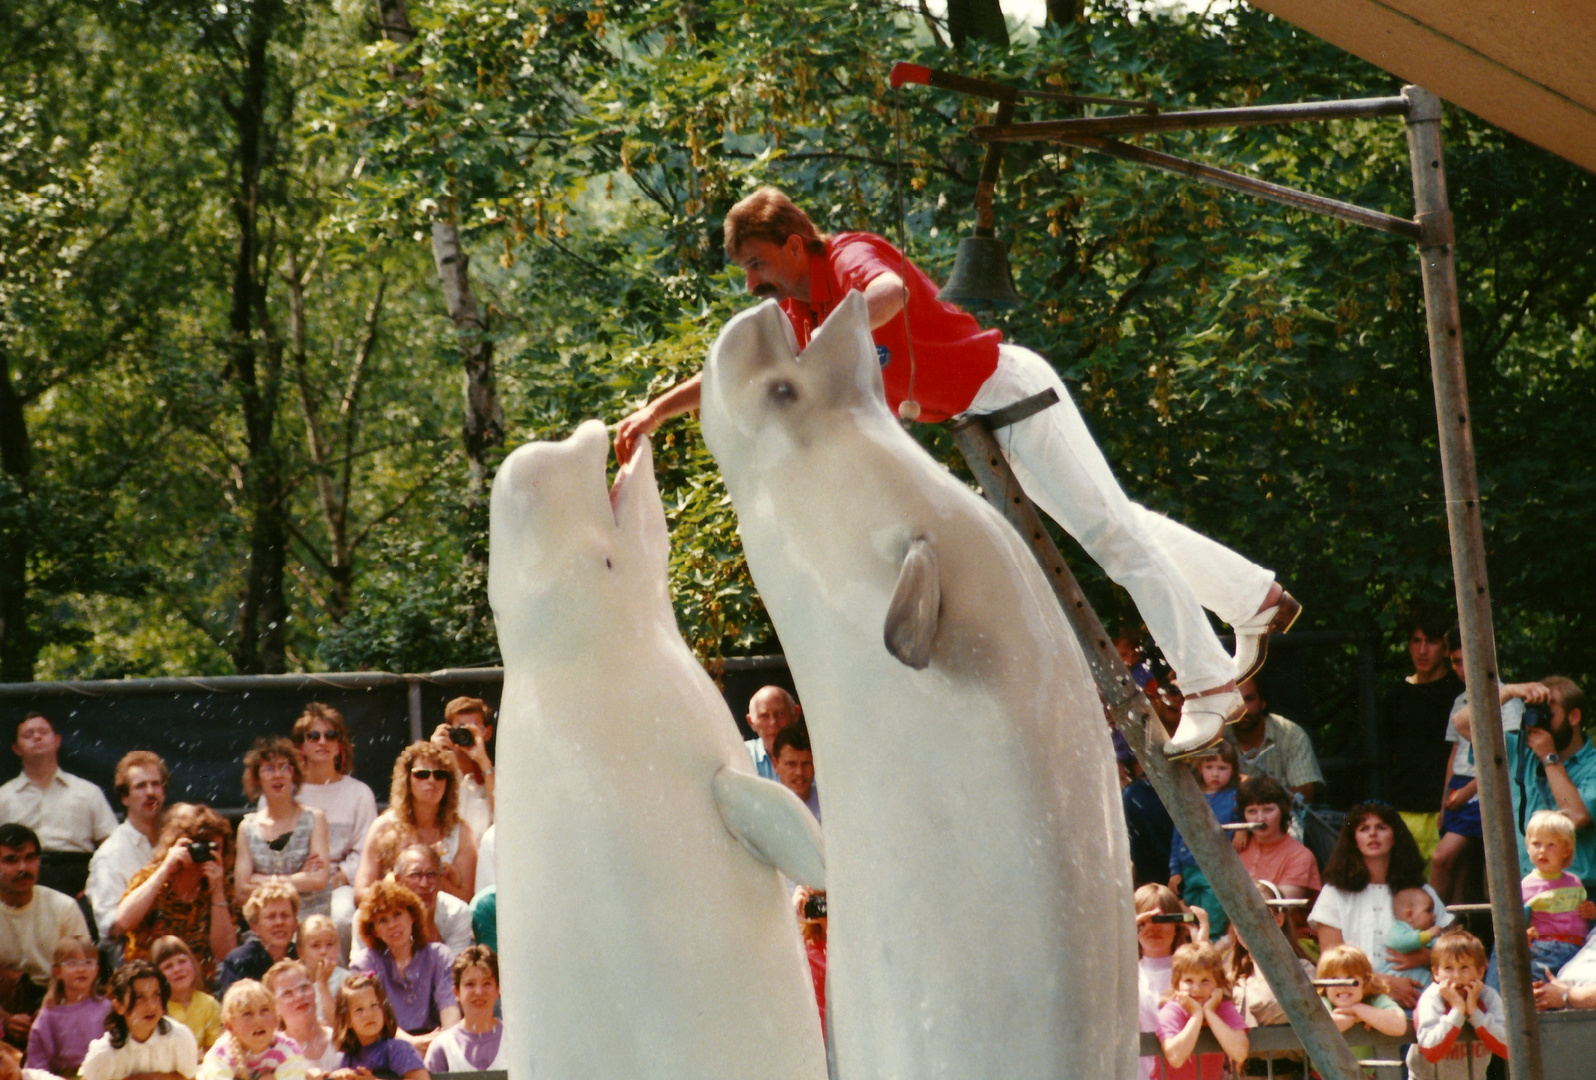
{"left": 6, "top": 0, "right": 1593, "bottom": 702}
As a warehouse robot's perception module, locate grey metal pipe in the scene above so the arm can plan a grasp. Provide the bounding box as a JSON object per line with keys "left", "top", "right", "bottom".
{"left": 0, "top": 667, "right": 507, "bottom": 699}
{"left": 1403, "top": 84, "right": 1543, "bottom": 1080}
{"left": 1055, "top": 135, "right": 1421, "bottom": 239}
{"left": 948, "top": 415, "right": 1366, "bottom": 1080}
{"left": 971, "top": 95, "right": 1409, "bottom": 141}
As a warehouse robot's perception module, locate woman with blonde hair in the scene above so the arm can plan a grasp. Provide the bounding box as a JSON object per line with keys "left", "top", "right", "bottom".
{"left": 117, "top": 804, "right": 239, "bottom": 982}
{"left": 234, "top": 738, "right": 331, "bottom": 918}
{"left": 354, "top": 744, "right": 477, "bottom": 904}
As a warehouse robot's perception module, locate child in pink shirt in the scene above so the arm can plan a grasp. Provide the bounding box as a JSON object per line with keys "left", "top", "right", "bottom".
{"left": 1156, "top": 942, "right": 1248, "bottom": 1080}
{"left": 1522, "top": 810, "right": 1596, "bottom": 978}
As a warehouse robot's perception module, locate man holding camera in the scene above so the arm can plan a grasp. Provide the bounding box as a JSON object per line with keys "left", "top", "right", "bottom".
{"left": 432, "top": 697, "right": 495, "bottom": 842}
{"left": 1455, "top": 676, "right": 1596, "bottom": 890}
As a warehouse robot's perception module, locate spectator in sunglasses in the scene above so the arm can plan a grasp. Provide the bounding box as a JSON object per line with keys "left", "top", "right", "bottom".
{"left": 284, "top": 704, "right": 378, "bottom": 953}
{"left": 355, "top": 745, "right": 478, "bottom": 905}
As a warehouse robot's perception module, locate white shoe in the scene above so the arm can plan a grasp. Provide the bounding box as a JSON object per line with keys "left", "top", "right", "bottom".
{"left": 1231, "top": 591, "right": 1302, "bottom": 684}
{"left": 1165, "top": 690, "right": 1244, "bottom": 759}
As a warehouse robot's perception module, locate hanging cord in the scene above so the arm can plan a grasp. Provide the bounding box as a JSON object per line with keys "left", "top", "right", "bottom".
{"left": 892, "top": 85, "right": 921, "bottom": 422}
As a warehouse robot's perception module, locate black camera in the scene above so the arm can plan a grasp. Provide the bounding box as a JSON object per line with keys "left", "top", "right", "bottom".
{"left": 187, "top": 840, "right": 215, "bottom": 864}
{"left": 1524, "top": 703, "right": 1552, "bottom": 730}
{"left": 1150, "top": 912, "right": 1197, "bottom": 924}
{"left": 448, "top": 726, "right": 476, "bottom": 748}
{"left": 802, "top": 892, "right": 827, "bottom": 920}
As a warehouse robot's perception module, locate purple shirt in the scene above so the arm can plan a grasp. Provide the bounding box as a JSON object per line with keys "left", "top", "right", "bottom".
{"left": 342, "top": 1037, "right": 424, "bottom": 1077}
{"left": 352, "top": 943, "right": 457, "bottom": 1034}
{"left": 26, "top": 995, "right": 113, "bottom": 1074}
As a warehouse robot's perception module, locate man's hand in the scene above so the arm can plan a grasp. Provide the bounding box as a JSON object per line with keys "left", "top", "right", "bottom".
{"left": 1525, "top": 724, "right": 1556, "bottom": 758}
{"left": 1386, "top": 975, "right": 1422, "bottom": 1010}
{"left": 1535, "top": 978, "right": 1571, "bottom": 1011}
{"left": 1444, "top": 783, "right": 1477, "bottom": 811}
{"left": 614, "top": 405, "right": 659, "bottom": 466}
{"left": 3, "top": 1010, "right": 32, "bottom": 1042}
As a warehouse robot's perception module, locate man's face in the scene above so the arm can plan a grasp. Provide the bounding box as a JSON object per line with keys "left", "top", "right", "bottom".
{"left": 747, "top": 690, "right": 798, "bottom": 743}
{"left": 1238, "top": 680, "right": 1267, "bottom": 724}
{"left": 1409, "top": 630, "right": 1447, "bottom": 679}
{"left": 731, "top": 238, "right": 809, "bottom": 303}
{"left": 774, "top": 747, "right": 815, "bottom": 802}
{"left": 253, "top": 899, "right": 299, "bottom": 951}
{"left": 395, "top": 855, "right": 441, "bottom": 910}
{"left": 12, "top": 717, "right": 59, "bottom": 763}
{"left": 122, "top": 765, "right": 167, "bottom": 822}
{"left": 0, "top": 843, "right": 39, "bottom": 905}
{"left": 1547, "top": 700, "right": 1582, "bottom": 753}
{"left": 1449, "top": 648, "right": 1464, "bottom": 681}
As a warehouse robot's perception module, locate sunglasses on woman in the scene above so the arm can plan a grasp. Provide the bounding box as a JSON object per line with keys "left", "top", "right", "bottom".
{"left": 300, "top": 731, "right": 337, "bottom": 742}
{"left": 410, "top": 768, "right": 451, "bottom": 780}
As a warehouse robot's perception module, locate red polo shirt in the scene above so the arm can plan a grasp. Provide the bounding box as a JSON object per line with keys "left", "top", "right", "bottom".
{"left": 778, "top": 233, "right": 1002, "bottom": 423}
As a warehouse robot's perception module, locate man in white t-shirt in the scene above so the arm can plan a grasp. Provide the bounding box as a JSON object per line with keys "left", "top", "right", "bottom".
{"left": 86, "top": 751, "right": 168, "bottom": 941}
{"left": 433, "top": 697, "right": 496, "bottom": 843}
{"left": 744, "top": 686, "right": 800, "bottom": 781}
{"left": 0, "top": 824, "right": 91, "bottom": 1046}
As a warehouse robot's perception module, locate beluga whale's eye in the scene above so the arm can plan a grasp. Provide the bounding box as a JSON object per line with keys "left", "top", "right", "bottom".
{"left": 769, "top": 379, "right": 798, "bottom": 406}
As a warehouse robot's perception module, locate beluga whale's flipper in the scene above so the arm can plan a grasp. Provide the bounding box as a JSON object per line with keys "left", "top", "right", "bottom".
{"left": 712, "top": 767, "right": 826, "bottom": 889}
{"left": 883, "top": 536, "right": 941, "bottom": 669}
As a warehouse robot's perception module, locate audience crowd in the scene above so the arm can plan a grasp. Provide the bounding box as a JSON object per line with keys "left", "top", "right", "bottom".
{"left": 0, "top": 612, "right": 1593, "bottom": 1080}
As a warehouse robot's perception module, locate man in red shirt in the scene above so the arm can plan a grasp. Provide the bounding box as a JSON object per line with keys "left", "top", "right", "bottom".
{"left": 615, "top": 187, "right": 1297, "bottom": 757}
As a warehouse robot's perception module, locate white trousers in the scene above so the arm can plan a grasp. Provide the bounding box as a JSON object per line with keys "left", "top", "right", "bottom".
{"left": 968, "top": 344, "right": 1274, "bottom": 693}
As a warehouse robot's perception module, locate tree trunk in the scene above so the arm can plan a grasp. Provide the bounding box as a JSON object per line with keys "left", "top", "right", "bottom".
{"left": 375, "top": 0, "right": 504, "bottom": 494}
{"left": 947, "top": 0, "right": 1009, "bottom": 49}
{"left": 1046, "top": 0, "right": 1081, "bottom": 26}
{"left": 226, "top": 0, "right": 290, "bottom": 674}
{"left": 430, "top": 224, "right": 504, "bottom": 490}
{"left": 0, "top": 344, "right": 35, "bottom": 682}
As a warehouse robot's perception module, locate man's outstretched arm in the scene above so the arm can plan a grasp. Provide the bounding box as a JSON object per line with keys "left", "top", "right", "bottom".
{"left": 614, "top": 373, "right": 703, "bottom": 464}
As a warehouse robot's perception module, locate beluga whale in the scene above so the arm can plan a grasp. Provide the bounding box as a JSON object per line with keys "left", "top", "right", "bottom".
{"left": 488, "top": 419, "right": 829, "bottom": 1080}
{"left": 700, "top": 290, "right": 1138, "bottom": 1079}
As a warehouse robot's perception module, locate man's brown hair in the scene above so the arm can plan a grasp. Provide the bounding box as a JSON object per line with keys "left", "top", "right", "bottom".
{"left": 723, "top": 187, "right": 826, "bottom": 258}
{"left": 114, "top": 750, "right": 169, "bottom": 801}
{"left": 444, "top": 697, "right": 493, "bottom": 727}
{"left": 1543, "top": 676, "right": 1587, "bottom": 725}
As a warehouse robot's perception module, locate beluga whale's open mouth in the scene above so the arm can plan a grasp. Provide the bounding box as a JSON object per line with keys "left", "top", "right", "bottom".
{"left": 608, "top": 432, "right": 645, "bottom": 525}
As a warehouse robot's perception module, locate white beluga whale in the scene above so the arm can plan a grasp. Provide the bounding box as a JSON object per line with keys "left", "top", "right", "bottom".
{"left": 700, "top": 291, "right": 1138, "bottom": 1079}
{"left": 488, "top": 419, "right": 828, "bottom": 1080}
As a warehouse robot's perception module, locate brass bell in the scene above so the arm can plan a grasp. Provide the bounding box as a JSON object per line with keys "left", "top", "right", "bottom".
{"left": 938, "top": 230, "right": 1022, "bottom": 309}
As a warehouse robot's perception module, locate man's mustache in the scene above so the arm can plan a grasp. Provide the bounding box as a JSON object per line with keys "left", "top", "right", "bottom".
{"left": 752, "top": 283, "right": 778, "bottom": 298}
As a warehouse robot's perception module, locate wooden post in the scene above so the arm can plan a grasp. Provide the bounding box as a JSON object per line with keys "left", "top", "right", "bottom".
{"left": 949, "top": 415, "right": 1366, "bottom": 1080}
{"left": 1403, "top": 84, "right": 1543, "bottom": 1080}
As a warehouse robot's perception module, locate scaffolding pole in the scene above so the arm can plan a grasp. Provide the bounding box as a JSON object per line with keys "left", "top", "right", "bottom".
{"left": 1403, "top": 84, "right": 1543, "bottom": 1080}
{"left": 948, "top": 414, "right": 1366, "bottom": 1080}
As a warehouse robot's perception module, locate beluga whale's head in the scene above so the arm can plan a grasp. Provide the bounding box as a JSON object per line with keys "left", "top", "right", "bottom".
{"left": 700, "top": 290, "right": 890, "bottom": 487}
{"left": 488, "top": 419, "right": 672, "bottom": 661}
